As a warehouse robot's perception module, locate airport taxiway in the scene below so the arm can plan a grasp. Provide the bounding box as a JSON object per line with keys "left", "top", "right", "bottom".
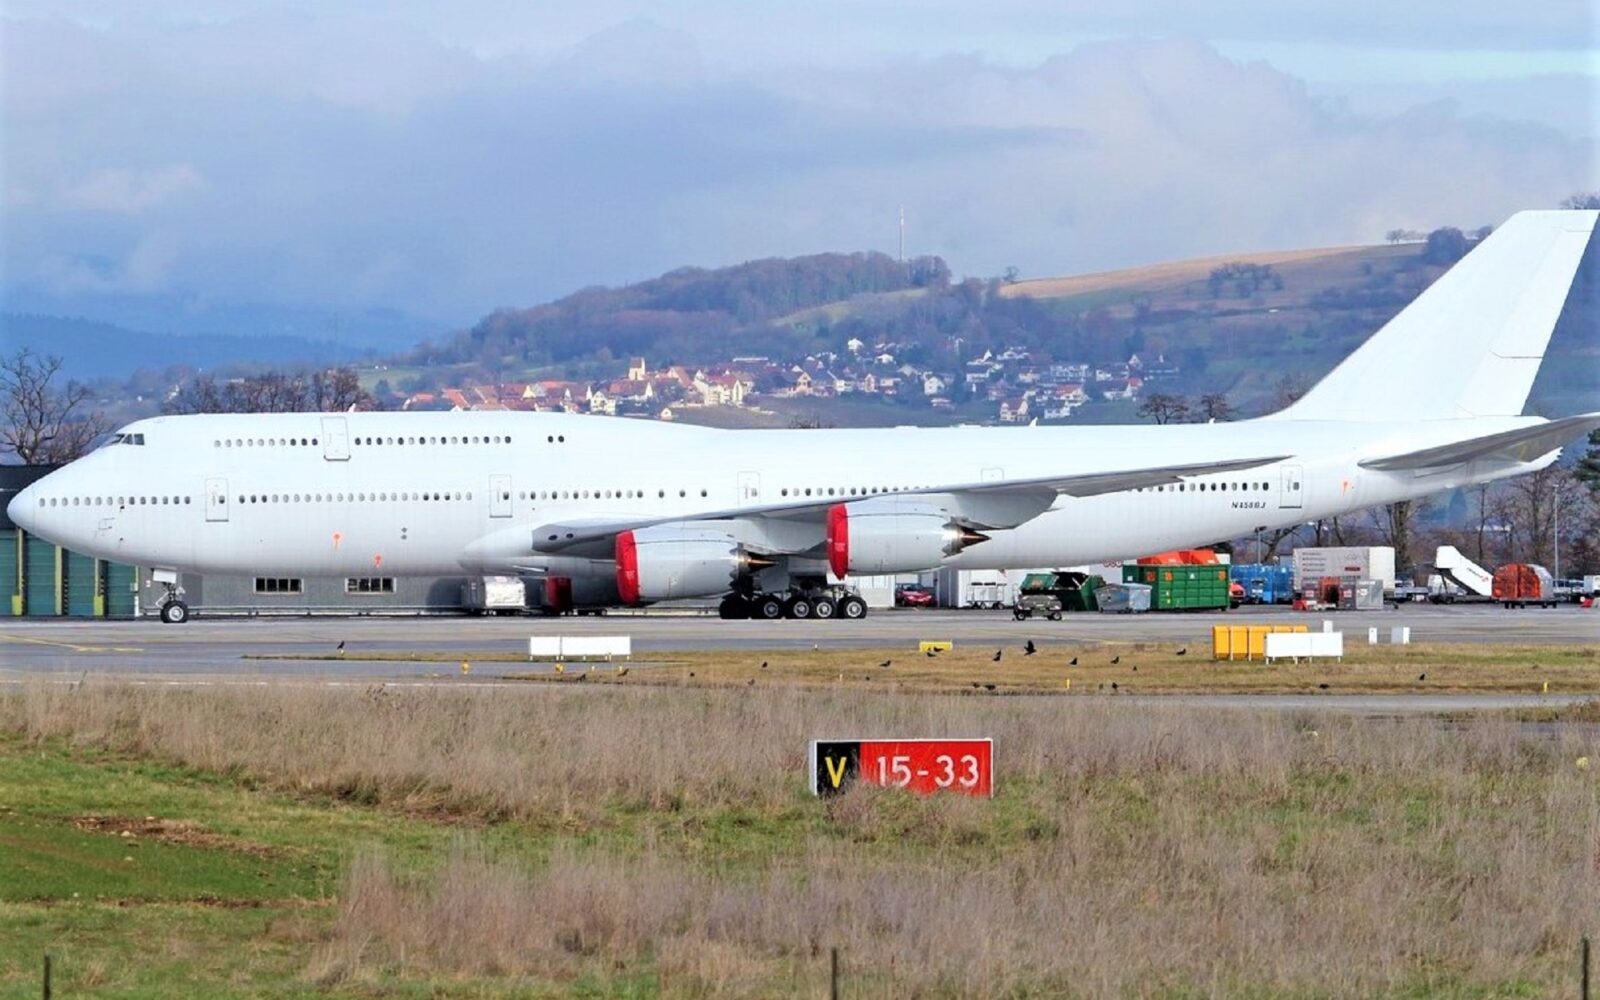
{"left": 0, "top": 604, "right": 1593, "bottom": 682}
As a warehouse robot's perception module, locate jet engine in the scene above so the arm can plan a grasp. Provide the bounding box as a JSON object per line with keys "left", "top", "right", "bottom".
{"left": 616, "top": 525, "right": 773, "bottom": 604}
{"left": 826, "top": 499, "right": 987, "bottom": 577}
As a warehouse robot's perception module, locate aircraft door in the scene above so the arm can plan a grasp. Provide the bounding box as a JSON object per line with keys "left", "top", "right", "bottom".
{"left": 489, "top": 474, "right": 513, "bottom": 518}
{"left": 205, "top": 478, "right": 229, "bottom": 522}
{"left": 321, "top": 417, "right": 350, "bottom": 461}
{"left": 1278, "top": 465, "right": 1304, "bottom": 509}
{"left": 737, "top": 471, "right": 761, "bottom": 506}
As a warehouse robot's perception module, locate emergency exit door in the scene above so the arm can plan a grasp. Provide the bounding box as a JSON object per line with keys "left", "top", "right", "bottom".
{"left": 321, "top": 417, "right": 350, "bottom": 461}
{"left": 1278, "top": 465, "right": 1304, "bottom": 509}
{"left": 489, "top": 474, "right": 512, "bottom": 518}
{"left": 205, "top": 478, "right": 229, "bottom": 522}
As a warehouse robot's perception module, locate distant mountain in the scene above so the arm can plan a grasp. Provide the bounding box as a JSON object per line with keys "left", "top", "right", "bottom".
{"left": 0, "top": 314, "right": 367, "bottom": 381}
{"left": 2, "top": 289, "right": 447, "bottom": 353}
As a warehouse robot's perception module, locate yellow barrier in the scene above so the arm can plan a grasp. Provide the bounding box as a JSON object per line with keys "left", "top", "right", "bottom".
{"left": 919, "top": 641, "right": 954, "bottom": 653}
{"left": 1213, "top": 623, "right": 1309, "bottom": 661}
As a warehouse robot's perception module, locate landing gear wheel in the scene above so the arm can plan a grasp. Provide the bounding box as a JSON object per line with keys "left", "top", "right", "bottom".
{"left": 756, "top": 595, "right": 785, "bottom": 620}
{"left": 784, "top": 596, "right": 814, "bottom": 620}
{"left": 160, "top": 601, "right": 190, "bottom": 624}
{"left": 718, "top": 594, "right": 751, "bottom": 620}
{"left": 837, "top": 595, "right": 868, "bottom": 620}
{"left": 812, "top": 597, "right": 837, "bottom": 619}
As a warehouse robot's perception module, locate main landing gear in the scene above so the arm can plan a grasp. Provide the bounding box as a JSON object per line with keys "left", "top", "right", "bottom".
{"left": 718, "top": 587, "right": 869, "bottom": 621}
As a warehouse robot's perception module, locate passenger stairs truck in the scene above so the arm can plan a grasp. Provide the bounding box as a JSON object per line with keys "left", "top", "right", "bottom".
{"left": 1432, "top": 546, "right": 1494, "bottom": 602}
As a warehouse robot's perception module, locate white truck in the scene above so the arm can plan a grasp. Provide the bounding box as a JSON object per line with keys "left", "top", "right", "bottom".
{"left": 1292, "top": 546, "right": 1397, "bottom": 597}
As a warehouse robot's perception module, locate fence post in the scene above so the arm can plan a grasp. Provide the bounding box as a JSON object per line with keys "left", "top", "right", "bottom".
{"left": 1583, "top": 936, "right": 1591, "bottom": 1000}
{"left": 830, "top": 945, "right": 839, "bottom": 1000}
{"left": 42, "top": 954, "right": 51, "bottom": 1000}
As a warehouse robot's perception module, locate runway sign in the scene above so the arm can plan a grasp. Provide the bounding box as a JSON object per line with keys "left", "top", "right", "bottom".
{"left": 810, "top": 738, "right": 993, "bottom": 797}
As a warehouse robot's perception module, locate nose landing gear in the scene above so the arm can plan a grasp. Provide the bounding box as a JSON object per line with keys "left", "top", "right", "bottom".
{"left": 154, "top": 573, "right": 190, "bottom": 624}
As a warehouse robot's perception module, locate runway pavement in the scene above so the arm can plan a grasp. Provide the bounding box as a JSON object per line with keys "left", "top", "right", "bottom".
{"left": 0, "top": 603, "right": 1593, "bottom": 687}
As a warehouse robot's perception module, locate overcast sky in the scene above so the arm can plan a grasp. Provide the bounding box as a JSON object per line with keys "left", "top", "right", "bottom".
{"left": 3, "top": 1, "right": 1596, "bottom": 335}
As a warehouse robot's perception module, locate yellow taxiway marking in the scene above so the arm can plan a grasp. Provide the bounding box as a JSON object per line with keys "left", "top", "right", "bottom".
{"left": 0, "top": 633, "right": 143, "bottom": 653}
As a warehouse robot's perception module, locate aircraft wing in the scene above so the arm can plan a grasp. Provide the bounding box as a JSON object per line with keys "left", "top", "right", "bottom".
{"left": 527, "top": 453, "right": 1290, "bottom": 554}
{"left": 1358, "top": 413, "right": 1600, "bottom": 471}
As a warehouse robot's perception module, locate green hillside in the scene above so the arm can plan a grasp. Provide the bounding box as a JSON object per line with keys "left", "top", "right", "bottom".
{"left": 416, "top": 228, "right": 1596, "bottom": 421}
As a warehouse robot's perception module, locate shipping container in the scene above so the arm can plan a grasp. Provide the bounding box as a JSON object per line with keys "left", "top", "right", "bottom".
{"left": 1096, "top": 583, "right": 1151, "bottom": 613}
{"left": 461, "top": 575, "right": 528, "bottom": 614}
{"left": 1292, "top": 547, "right": 1397, "bottom": 594}
{"left": 1123, "top": 564, "right": 1231, "bottom": 611}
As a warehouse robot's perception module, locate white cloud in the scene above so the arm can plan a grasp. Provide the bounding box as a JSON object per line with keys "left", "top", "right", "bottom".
{"left": 60, "top": 164, "right": 205, "bottom": 214}
{"left": 1, "top": 11, "right": 1593, "bottom": 328}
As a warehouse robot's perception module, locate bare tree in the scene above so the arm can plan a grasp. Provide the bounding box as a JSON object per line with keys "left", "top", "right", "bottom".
{"left": 1271, "top": 373, "right": 1309, "bottom": 410}
{"left": 1137, "top": 393, "right": 1190, "bottom": 425}
{"left": 164, "top": 368, "right": 378, "bottom": 415}
{"left": 0, "top": 349, "right": 109, "bottom": 464}
{"left": 1368, "top": 498, "right": 1432, "bottom": 576}
{"left": 1561, "top": 192, "right": 1600, "bottom": 210}
{"left": 1196, "top": 393, "right": 1235, "bottom": 423}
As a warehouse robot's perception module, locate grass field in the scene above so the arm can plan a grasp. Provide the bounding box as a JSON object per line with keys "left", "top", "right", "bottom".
{"left": 3, "top": 677, "right": 1600, "bottom": 997}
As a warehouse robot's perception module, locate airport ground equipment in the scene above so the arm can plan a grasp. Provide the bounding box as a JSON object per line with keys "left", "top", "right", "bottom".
{"left": 1095, "top": 582, "right": 1151, "bottom": 613}
{"left": 1292, "top": 546, "right": 1396, "bottom": 596}
{"left": 1013, "top": 571, "right": 1102, "bottom": 619}
{"left": 1432, "top": 546, "right": 1495, "bottom": 600}
{"left": 1230, "top": 563, "right": 1293, "bottom": 604}
{"left": 1213, "top": 623, "right": 1311, "bottom": 661}
{"left": 1123, "top": 563, "right": 1230, "bottom": 611}
{"left": 1492, "top": 563, "right": 1557, "bottom": 609}
{"left": 462, "top": 575, "right": 528, "bottom": 615}
{"left": 528, "top": 635, "right": 632, "bottom": 662}
{"left": 1263, "top": 629, "right": 1344, "bottom": 663}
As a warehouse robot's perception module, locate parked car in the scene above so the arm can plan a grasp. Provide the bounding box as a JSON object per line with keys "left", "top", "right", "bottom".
{"left": 894, "top": 584, "right": 936, "bottom": 608}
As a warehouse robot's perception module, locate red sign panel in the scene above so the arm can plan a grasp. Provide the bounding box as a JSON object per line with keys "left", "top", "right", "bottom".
{"left": 810, "top": 738, "right": 993, "bottom": 797}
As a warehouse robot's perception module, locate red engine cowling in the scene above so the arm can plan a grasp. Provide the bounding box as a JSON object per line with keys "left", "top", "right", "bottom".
{"left": 827, "top": 499, "right": 986, "bottom": 577}
{"left": 616, "top": 526, "right": 769, "bottom": 604}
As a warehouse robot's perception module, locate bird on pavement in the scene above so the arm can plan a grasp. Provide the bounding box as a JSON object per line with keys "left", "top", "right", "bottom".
{"left": 879, "top": 659, "right": 892, "bottom": 668}
{"left": 336, "top": 641, "right": 346, "bottom": 656}
{"left": 1024, "top": 640, "right": 1037, "bottom": 656}
{"left": 992, "top": 650, "right": 1003, "bottom": 662}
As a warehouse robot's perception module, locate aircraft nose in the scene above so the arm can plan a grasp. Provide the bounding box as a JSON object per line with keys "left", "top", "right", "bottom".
{"left": 7, "top": 483, "right": 37, "bottom": 533}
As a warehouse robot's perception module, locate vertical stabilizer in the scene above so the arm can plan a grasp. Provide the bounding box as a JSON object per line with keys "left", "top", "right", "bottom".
{"left": 1277, "top": 210, "right": 1596, "bottom": 421}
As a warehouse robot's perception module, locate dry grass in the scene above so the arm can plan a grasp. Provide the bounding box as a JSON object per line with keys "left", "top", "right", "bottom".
{"left": 6, "top": 681, "right": 1600, "bottom": 996}
{"left": 279, "top": 640, "right": 1600, "bottom": 694}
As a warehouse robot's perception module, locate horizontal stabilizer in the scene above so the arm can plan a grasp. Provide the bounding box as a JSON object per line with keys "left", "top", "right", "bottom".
{"left": 527, "top": 454, "right": 1291, "bottom": 553}
{"left": 1359, "top": 413, "right": 1600, "bottom": 471}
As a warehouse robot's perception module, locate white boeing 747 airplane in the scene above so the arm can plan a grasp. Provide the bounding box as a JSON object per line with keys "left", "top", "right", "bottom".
{"left": 9, "top": 210, "right": 1600, "bottom": 622}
